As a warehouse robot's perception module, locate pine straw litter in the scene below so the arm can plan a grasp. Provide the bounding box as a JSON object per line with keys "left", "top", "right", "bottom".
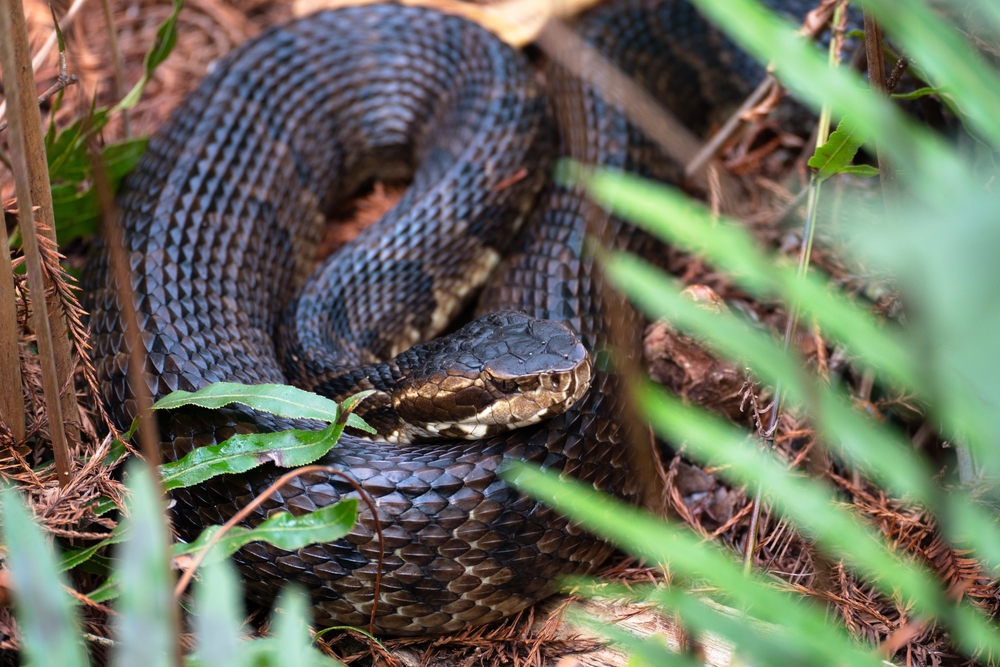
{"left": 0, "top": 0, "right": 996, "bottom": 665}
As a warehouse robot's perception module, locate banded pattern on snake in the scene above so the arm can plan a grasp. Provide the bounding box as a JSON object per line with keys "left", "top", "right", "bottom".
{"left": 84, "top": 0, "right": 811, "bottom": 635}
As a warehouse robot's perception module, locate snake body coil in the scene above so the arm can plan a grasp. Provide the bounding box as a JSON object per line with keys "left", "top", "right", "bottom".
{"left": 85, "top": 0, "right": 805, "bottom": 635}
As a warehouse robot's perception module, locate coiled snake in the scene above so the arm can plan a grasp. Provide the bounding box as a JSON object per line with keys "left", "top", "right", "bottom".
{"left": 85, "top": 0, "right": 808, "bottom": 636}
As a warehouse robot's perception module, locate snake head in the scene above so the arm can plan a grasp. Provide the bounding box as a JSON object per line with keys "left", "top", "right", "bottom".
{"left": 393, "top": 312, "right": 592, "bottom": 440}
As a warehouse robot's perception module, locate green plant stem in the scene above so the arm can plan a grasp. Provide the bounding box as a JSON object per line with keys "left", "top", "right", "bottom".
{"left": 99, "top": 0, "right": 130, "bottom": 137}
{"left": 742, "top": 1, "right": 844, "bottom": 570}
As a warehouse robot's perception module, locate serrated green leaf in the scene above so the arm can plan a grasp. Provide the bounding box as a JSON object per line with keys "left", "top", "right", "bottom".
{"left": 807, "top": 116, "right": 869, "bottom": 182}
{"left": 1, "top": 488, "right": 89, "bottom": 667}
{"left": 337, "top": 389, "right": 374, "bottom": 417}
{"left": 91, "top": 496, "right": 119, "bottom": 516}
{"left": 59, "top": 522, "right": 128, "bottom": 572}
{"left": 153, "top": 382, "right": 341, "bottom": 422}
{"left": 346, "top": 412, "right": 376, "bottom": 434}
{"left": 174, "top": 499, "right": 357, "bottom": 565}
{"left": 159, "top": 423, "right": 345, "bottom": 491}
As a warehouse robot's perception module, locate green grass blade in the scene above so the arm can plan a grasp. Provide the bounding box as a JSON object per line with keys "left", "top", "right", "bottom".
{"left": 503, "top": 464, "right": 886, "bottom": 667}
{"left": 152, "top": 382, "right": 341, "bottom": 422}
{"left": 569, "top": 581, "right": 851, "bottom": 666}
{"left": 174, "top": 499, "right": 358, "bottom": 565}
{"left": 0, "top": 488, "right": 89, "bottom": 667}
{"left": 193, "top": 560, "right": 248, "bottom": 667}
{"left": 563, "top": 608, "right": 699, "bottom": 667}
{"left": 635, "top": 382, "right": 1000, "bottom": 657}
{"left": 562, "top": 163, "right": 920, "bottom": 391}
{"left": 112, "top": 463, "right": 176, "bottom": 667}
{"left": 160, "top": 424, "right": 346, "bottom": 491}
{"left": 604, "top": 252, "right": 1000, "bottom": 575}
{"left": 274, "top": 587, "right": 311, "bottom": 667}
{"left": 264, "top": 587, "right": 342, "bottom": 666}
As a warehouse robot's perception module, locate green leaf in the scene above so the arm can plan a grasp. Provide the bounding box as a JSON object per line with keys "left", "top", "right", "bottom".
{"left": 838, "top": 164, "right": 879, "bottom": 177}
{"left": 102, "top": 138, "right": 149, "bottom": 186}
{"left": 112, "top": 462, "right": 177, "bottom": 667}
{"left": 346, "top": 412, "right": 376, "bottom": 434}
{"left": 193, "top": 561, "right": 248, "bottom": 667}
{"left": 159, "top": 423, "right": 346, "bottom": 491}
{"left": 890, "top": 86, "right": 944, "bottom": 101}
{"left": 85, "top": 575, "right": 120, "bottom": 604}
{"left": 152, "top": 382, "right": 341, "bottom": 422}
{"left": 0, "top": 488, "right": 88, "bottom": 667}
{"left": 600, "top": 252, "right": 1000, "bottom": 575}
{"left": 46, "top": 117, "right": 86, "bottom": 181}
{"left": 59, "top": 522, "right": 128, "bottom": 572}
{"left": 273, "top": 587, "right": 312, "bottom": 667}
{"left": 503, "top": 464, "right": 886, "bottom": 667}
{"left": 51, "top": 185, "right": 99, "bottom": 244}
{"left": 634, "top": 382, "right": 1000, "bottom": 658}
{"left": 562, "top": 163, "right": 921, "bottom": 391}
{"left": 114, "top": 0, "right": 183, "bottom": 113}
{"left": 807, "top": 116, "right": 869, "bottom": 181}
{"left": 173, "top": 499, "right": 358, "bottom": 565}
{"left": 49, "top": 4, "right": 66, "bottom": 53}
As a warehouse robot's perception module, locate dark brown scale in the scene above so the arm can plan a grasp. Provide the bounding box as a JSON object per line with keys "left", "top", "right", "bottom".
{"left": 85, "top": 0, "right": 816, "bottom": 636}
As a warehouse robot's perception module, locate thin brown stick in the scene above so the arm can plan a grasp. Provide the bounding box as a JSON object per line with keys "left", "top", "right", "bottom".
{"left": 0, "top": 204, "right": 25, "bottom": 442}
{"left": 535, "top": 18, "right": 744, "bottom": 213}
{"left": 685, "top": 76, "right": 776, "bottom": 179}
{"left": 0, "top": 0, "right": 71, "bottom": 485}
{"left": 0, "top": 0, "right": 91, "bottom": 125}
{"left": 863, "top": 10, "right": 899, "bottom": 215}
{"left": 86, "top": 140, "right": 161, "bottom": 467}
{"left": 685, "top": 0, "right": 841, "bottom": 184}
{"left": 0, "top": 0, "right": 81, "bottom": 448}
{"left": 172, "top": 464, "right": 385, "bottom": 636}
{"left": 99, "top": 0, "right": 130, "bottom": 136}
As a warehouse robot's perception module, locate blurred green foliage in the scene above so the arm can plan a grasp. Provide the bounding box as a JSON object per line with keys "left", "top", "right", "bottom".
{"left": 511, "top": 0, "right": 1000, "bottom": 664}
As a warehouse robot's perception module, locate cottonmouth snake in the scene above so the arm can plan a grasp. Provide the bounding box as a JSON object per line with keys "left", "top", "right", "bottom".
{"left": 85, "top": 0, "right": 810, "bottom": 635}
